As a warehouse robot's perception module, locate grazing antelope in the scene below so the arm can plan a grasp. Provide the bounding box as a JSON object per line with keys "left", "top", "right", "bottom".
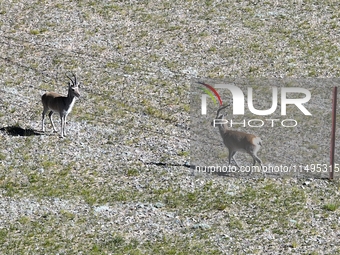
{"left": 41, "top": 73, "right": 80, "bottom": 138}
{"left": 213, "top": 105, "right": 262, "bottom": 169}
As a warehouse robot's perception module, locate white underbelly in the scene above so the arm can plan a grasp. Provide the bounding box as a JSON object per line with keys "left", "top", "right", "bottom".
{"left": 66, "top": 98, "right": 76, "bottom": 115}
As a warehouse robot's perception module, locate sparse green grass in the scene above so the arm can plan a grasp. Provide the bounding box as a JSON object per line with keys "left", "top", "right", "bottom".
{"left": 322, "top": 203, "right": 339, "bottom": 212}
{"left": 126, "top": 168, "right": 140, "bottom": 176}
{"left": 177, "top": 150, "right": 189, "bottom": 157}
{"left": 29, "top": 29, "right": 40, "bottom": 35}
{"left": 1, "top": 149, "right": 339, "bottom": 254}
{"left": 0, "top": 153, "right": 5, "bottom": 161}
{"left": 0, "top": 0, "right": 340, "bottom": 254}
{"left": 1, "top": 216, "right": 220, "bottom": 255}
{"left": 144, "top": 105, "right": 175, "bottom": 121}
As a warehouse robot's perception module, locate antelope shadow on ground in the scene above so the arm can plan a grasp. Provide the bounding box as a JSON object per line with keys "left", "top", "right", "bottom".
{"left": 0, "top": 126, "right": 44, "bottom": 137}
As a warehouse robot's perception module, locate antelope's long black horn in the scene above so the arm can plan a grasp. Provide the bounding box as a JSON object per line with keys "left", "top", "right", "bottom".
{"left": 72, "top": 72, "right": 77, "bottom": 85}
{"left": 216, "top": 104, "right": 230, "bottom": 118}
{"left": 66, "top": 73, "right": 75, "bottom": 86}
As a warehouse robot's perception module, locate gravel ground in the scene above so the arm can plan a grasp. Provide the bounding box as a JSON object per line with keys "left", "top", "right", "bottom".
{"left": 1, "top": 0, "right": 340, "bottom": 254}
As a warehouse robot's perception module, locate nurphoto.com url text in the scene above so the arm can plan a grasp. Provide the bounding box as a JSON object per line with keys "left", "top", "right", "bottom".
{"left": 195, "top": 164, "right": 339, "bottom": 174}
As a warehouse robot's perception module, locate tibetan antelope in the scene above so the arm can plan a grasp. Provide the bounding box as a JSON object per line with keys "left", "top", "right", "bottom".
{"left": 41, "top": 73, "right": 80, "bottom": 138}
{"left": 213, "top": 104, "right": 262, "bottom": 169}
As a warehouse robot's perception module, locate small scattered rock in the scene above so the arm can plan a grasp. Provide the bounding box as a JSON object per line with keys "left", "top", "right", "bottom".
{"left": 193, "top": 223, "right": 211, "bottom": 230}
{"left": 153, "top": 202, "right": 165, "bottom": 208}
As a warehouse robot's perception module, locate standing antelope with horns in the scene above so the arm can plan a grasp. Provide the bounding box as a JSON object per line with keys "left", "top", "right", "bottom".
{"left": 41, "top": 73, "right": 80, "bottom": 138}
{"left": 213, "top": 104, "right": 262, "bottom": 169}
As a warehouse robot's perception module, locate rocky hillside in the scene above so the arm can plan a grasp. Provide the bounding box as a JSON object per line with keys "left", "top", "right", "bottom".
{"left": 1, "top": 1, "right": 340, "bottom": 254}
